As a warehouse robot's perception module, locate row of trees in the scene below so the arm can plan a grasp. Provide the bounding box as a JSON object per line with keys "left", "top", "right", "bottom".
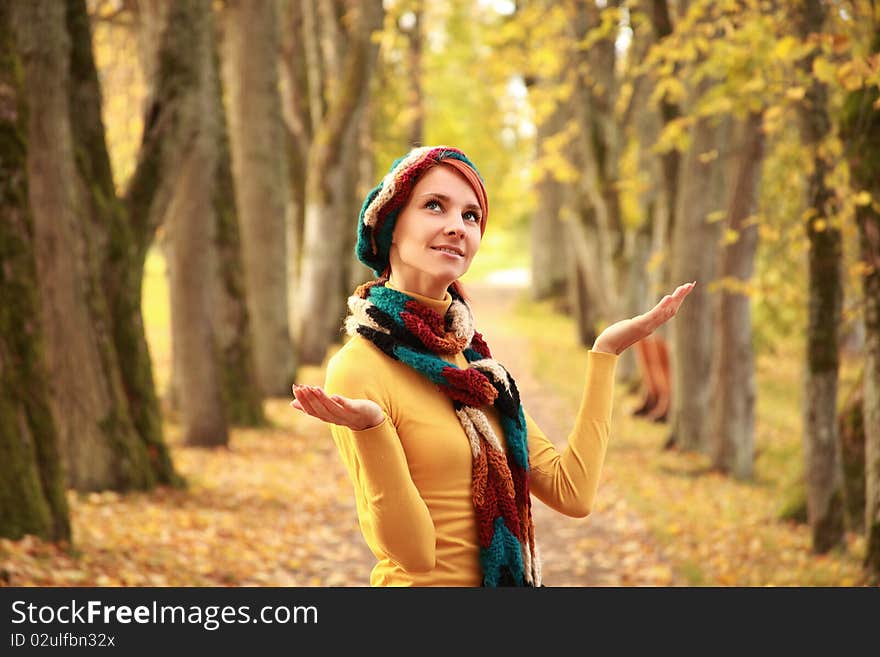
{"left": 512, "top": 0, "right": 879, "bottom": 577}
{"left": 1, "top": 0, "right": 877, "bottom": 582}
{"left": 1, "top": 0, "right": 385, "bottom": 541}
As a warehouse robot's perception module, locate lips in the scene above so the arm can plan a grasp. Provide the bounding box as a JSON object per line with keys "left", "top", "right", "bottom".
{"left": 431, "top": 245, "right": 465, "bottom": 257}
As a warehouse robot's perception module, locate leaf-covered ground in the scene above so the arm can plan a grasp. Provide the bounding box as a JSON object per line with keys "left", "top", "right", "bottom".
{"left": 1, "top": 280, "right": 872, "bottom": 587}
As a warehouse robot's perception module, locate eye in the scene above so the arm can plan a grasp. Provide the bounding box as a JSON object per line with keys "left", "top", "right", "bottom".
{"left": 424, "top": 199, "right": 442, "bottom": 211}
{"left": 464, "top": 210, "right": 481, "bottom": 223}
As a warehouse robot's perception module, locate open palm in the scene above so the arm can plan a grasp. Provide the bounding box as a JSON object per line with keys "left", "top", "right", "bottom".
{"left": 290, "top": 384, "right": 384, "bottom": 431}
{"left": 593, "top": 282, "right": 695, "bottom": 355}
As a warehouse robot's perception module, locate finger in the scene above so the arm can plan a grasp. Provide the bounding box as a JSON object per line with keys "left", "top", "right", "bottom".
{"left": 675, "top": 282, "right": 695, "bottom": 298}
{"left": 294, "top": 387, "right": 326, "bottom": 419}
{"left": 292, "top": 385, "right": 311, "bottom": 410}
{"left": 302, "top": 386, "right": 351, "bottom": 425}
{"left": 305, "top": 386, "right": 351, "bottom": 425}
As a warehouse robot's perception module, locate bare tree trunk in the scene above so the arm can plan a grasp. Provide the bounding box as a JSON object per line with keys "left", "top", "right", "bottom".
{"left": 349, "top": 97, "right": 377, "bottom": 291}
{"left": 162, "top": 0, "right": 228, "bottom": 446}
{"left": 566, "top": 2, "right": 622, "bottom": 323}
{"left": 840, "top": 24, "right": 880, "bottom": 581}
{"left": 405, "top": 1, "right": 424, "bottom": 147}
{"left": 128, "top": 0, "right": 263, "bottom": 435}
{"left": 859, "top": 190, "right": 880, "bottom": 581}
{"left": 838, "top": 380, "right": 866, "bottom": 534}
{"left": 0, "top": 2, "right": 71, "bottom": 540}
{"left": 280, "top": 0, "right": 311, "bottom": 339}
{"left": 621, "top": 221, "right": 654, "bottom": 385}
{"left": 649, "top": 0, "right": 681, "bottom": 284}
{"left": 15, "top": 0, "right": 154, "bottom": 490}
{"left": 794, "top": 0, "right": 845, "bottom": 554}
{"left": 338, "top": 101, "right": 368, "bottom": 302}
{"left": 222, "top": 0, "right": 295, "bottom": 396}
{"left": 668, "top": 108, "right": 732, "bottom": 453}
{"left": 296, "top": 0, "right": 384, "bottom": 365}
{"left": 709, "top": 112, "right": 764, "bottom": 479}
{"left": 285, "top": 125, "right": 307, "bottom": 335}
{"left": 531, "top": 80, "right": 569, "bottom": 301}
{"left": 615, "top": 16, "right": 660, "bottom": 386}
{"left": 564, "top": 205, "right": 603, "bottom": 348}
{"left": 211, "top": 48, "right": 266, "bottom": 428}
{"left": 67, "top": 0, "right": 179, "bottom": 485}
{"left": 134, "top": 0, "right": 167, "bottom": 97}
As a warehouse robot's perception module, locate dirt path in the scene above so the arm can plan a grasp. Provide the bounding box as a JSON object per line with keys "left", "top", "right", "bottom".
{"left": 466, "top": 280, "right": 682, "bottom": 586}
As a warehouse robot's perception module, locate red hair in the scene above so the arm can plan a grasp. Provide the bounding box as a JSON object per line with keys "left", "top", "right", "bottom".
{"left": 436, "top": 159, "right": 489, "bottom": 235}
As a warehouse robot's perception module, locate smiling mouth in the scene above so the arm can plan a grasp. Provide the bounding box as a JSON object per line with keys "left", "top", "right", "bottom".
{"left": 431, "top": 246, "right": 464, "bottom": 257}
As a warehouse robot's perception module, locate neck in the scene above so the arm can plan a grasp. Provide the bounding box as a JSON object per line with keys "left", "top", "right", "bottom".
{"left": 387, "top": 272, "right": 452, "bottom": 300}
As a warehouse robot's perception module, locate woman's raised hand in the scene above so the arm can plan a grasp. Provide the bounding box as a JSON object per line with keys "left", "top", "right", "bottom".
{"left": 290, "top": 384, "right": 385, "bottom": 431}
{"left": 592, "top": 281, "right": 695, "bottom": 356}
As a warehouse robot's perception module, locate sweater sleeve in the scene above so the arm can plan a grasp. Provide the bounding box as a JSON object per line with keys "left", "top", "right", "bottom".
{"left": 526, "top": 350, "right": 618, "bottom": 518}
{"left": 324, "top": 350, "right": 437, "bottom": 572}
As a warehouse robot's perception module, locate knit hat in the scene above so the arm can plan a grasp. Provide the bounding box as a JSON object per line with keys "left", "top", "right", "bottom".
{"left": 356, "top": 145, "right": 489, "bottom": 277}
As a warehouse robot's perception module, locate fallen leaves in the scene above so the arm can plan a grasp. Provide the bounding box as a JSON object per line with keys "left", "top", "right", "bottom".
{"left": 1, "top": 398, "right": 374, "bottom": 587}
{"left": 2, "top": 284, "right": 873, "bottom": 588}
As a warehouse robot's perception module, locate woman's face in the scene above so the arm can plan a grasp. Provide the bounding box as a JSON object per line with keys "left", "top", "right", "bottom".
{"left": 388, "top": 164, "right": 483, "bottom": 299}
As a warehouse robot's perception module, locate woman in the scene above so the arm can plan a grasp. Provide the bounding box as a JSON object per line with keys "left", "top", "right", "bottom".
{"left": 290, "top": 145, "right": 693, "bottom": 587}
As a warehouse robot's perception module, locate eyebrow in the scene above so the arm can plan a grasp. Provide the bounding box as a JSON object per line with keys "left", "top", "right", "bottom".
{"left": 417, "top": 193, "right": 482, "bottom": 213}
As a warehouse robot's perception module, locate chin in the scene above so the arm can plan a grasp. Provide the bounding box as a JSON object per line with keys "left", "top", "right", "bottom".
{"left": 435, "top": 266, "right": 466, "bottom": 281}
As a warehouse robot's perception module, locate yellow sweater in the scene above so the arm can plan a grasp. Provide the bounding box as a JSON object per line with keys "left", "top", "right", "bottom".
{"left": 323, "top": 285, "right": 618, "bottom": 586}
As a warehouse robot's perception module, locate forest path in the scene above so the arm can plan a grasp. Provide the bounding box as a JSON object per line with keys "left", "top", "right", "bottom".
{"left": 463, "top": 279, "right": 682, "bottom": 586}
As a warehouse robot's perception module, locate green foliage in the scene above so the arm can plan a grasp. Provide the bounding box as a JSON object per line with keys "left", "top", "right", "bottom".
{"left": 373, "top": 0, "right": 535, "bottom": 234}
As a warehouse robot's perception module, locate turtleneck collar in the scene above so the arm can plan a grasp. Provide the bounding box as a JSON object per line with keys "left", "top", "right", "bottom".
{"left": 385, "top": 279, "right": 453, "bottom": 315}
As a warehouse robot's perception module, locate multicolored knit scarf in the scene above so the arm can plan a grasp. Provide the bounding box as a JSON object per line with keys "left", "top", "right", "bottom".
{"left": 345, "top": 278, "right": 541, "bottom": 587}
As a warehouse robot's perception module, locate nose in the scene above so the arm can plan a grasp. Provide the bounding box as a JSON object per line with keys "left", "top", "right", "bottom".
{"left": 444, "top": 214, "right": 467, "bottom": 238}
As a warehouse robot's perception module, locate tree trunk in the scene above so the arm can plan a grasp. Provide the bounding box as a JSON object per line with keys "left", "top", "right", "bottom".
{"left": 566, "top": 2, "right": 622, "bottom": 323}
{"left": 297, "top": 189, "right": 345, "bottom": 363}
{"left": 280, "top": 0, "right": 311, "bottom": 339}
{"left": 222, "top": 0, "right": 295, "bottom": 396}
{"left": 668, "top": 109, "right": 732, "bottom": 453}
{"left": 837, "top": 381, "right": 865, "bottom": 534}
{"left": 621, "top": 221, "right": 654, "bottom": 386}
{"left": 564, "top": 206, "right": 603, "bottom": 348}
{"left": 338, "top": 100, "right": 368, "bottom": 302}
{"left": 67, "top": 0, "right": 179, "bottom": 486}
{"left": 211, "top": 49, "right": 266, "bottom": 428}
{"left": 128, "top": 0, "right": 263, "bottom": 435}
{"left": 405, "top": 1, "right": 424, "bottom": 147}
{"left": 710, "top": 112, "right": 764, "bottom": 479}
{"left": 0, "top": 2, "right": 71, "bottom": 541}
{"left": 531, "top": 80, "right": 569, "bottom": 302}
{"left": 15, "top": 0, "right": 154, "bottom": 491}
{"left": 859, "top": 190, "right": 880, "bottom": 580}
{"left": 134, "top": 0, "right": 167, "bottom": 98}
{"left": 839, "top": 24, "right": 880, "bottom": 580}
{"left": 296, "top": 0, "right": 384, "bottom": 365}
{"left": 795, "top": 0, "right": 845, "bottom": 554}
{"left": 162, "top": 0, "right": 228, "bottom": 446}
{"left": 649, "top": 0, "right": 681, "bottom": 283}
{"left": 349, "top": 98, "right": 377, "bottom": 292}
{"left": 628, "top": 52, "right": 667, "bottom": 389}
{"left": 285, "top": 124, "right": 307, "bottom": 338}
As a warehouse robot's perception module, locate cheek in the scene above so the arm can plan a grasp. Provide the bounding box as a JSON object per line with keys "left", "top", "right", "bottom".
{"left": 468, "top": 234, "right": 481, "bottom": 256}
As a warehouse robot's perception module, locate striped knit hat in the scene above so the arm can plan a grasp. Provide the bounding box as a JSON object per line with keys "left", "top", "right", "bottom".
{"left": 356, "top": 145, "right": 489, "bottom": 277}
